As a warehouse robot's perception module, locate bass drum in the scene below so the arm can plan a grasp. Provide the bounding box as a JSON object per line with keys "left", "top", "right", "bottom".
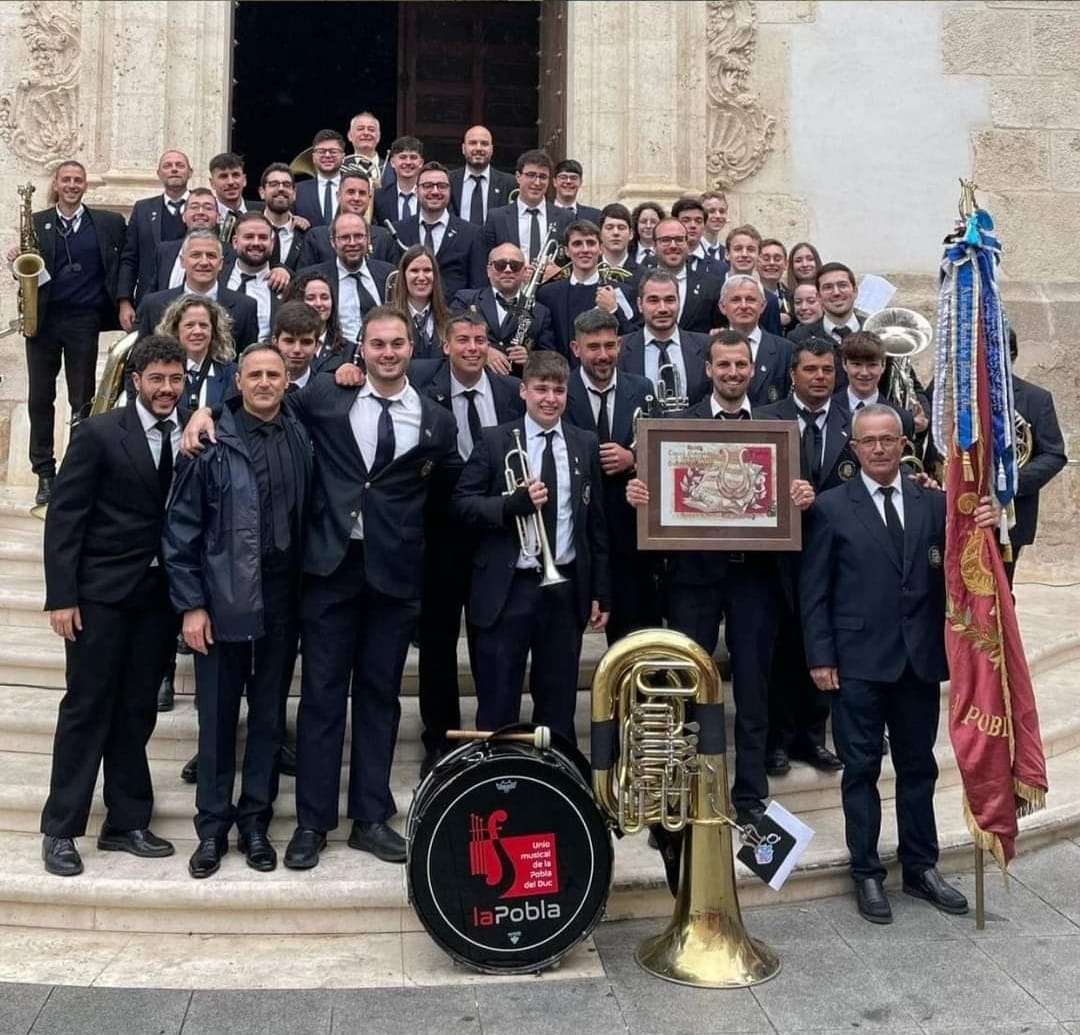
{"left": 407, "top": 725, "right": 613, "bottom": 975}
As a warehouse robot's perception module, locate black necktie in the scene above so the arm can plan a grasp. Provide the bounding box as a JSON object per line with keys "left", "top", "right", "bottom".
{"left": 413, "top": 310, "right": 428, "bottom": 349}
{"left": 323, "top": 180, "right": 333, "bottom": 222}
{"left": 833, "top": 325, "right": 852, "bottom": 343}
{"left": 422, "top": 221, "right": 438, "bottom": 251}
{"left": 286, "top": 381, "right": 299, "bottom": 394}
{"left": 855, "top": 400, "right": 865, "bottom": 411}
{"left": 469, "top": 174, "right": 484, "bottom": 225}
{"left": 270, "top": 225, "right": 285, "bottom": 265}
{"left": 57, "top": 214, "right": 75, "bottom": 236}
{"left": 653, "top": 340, "right": 677, "bottom": 400}
{"left": 348, "top": 271, "right": 377, "bottom": 313}
{"left": 155, "top": 419, "right": 174, "bottom": 496}
{"left": 526, "top": 208, "right": 541, "bottom": 264}
{"left": 540, "top": 430, "right": 558, "bottom": 560}
{"left": 370, "top": 397, "right": 395, "bottom": 475}
{"left": 706, "top": 245, "right": 718, "bottom": 261}
{"left": 400, "top": 193, "right": 413, "bottom": 219}
{"left": 460, "top": 389, "right": 483, "bottom": 450}
{"left": 880, "top": 485, "right": 904, "bottom": 561}
{"left": 715, "top": 409, "right": 749, "bottom": 420}
{"left": 797, "top": 406, "right": 823, "bottom": 483}
{"left": 167, "top": 199, "right": 184, "bottom": 218}
{"left": 257, "top": 423, "right": 292, "bottom": 551}
{"left": 589, "top": 387, "right": 612, "bottom": 442}
{"left": 237, "top": 273, "right": 256, "bottom": 294}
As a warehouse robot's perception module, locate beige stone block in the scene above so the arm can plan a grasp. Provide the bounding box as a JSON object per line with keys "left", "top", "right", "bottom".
{"left": 1050, "top": 130, "right": 1080, "bottom": 190}
{"left": 990, "top": 192, "right": 1080, "bottom": 280}
{"left": 942, "top": 9, "right": 1031, "bottom": 76}
{"left": 737, "top": 193, "right": 811, "bottom": 244}
{"left": 755, "top": 1, "right": 816, "bottom": 24}
{"left": 1031, "top": 12, "right": 1080, "bottom": 75}
{"left": 973, "top": 129, "right": 1050, "bottom": 190}
{"left": 1019, "top": 465, "right": 1080, "bottom": 583}
{"left": 991, "top": 77, "right": 1080, "bottom": 129}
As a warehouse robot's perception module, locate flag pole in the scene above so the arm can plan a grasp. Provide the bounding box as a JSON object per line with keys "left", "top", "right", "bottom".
{"left": 974, "top": 846, "right": 985, "bottom": 930}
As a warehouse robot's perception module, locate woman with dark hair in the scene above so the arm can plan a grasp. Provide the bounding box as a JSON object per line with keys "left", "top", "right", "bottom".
{"left": 786, "top": 241, "right": 822, "bottom": 292}
{"left": 388, "top": 245, "right": 450, "bottom": 359}
{"left": 629, "top": 201, "right": 666, "bottom": 265}
{"left": 282, "top": 270, "right": 349, "bottom": 364}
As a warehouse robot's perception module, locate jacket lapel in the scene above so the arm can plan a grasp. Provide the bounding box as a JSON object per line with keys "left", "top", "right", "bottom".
{"left": 151, "top": 198, "right": 165, "bottom": 246}
{"left": 850, "top": 477, "right": 902, "bottom": 573}
{"left": 612, "top": 378, "right": 637, "bottom": 444}
{"left": 900, "top": 478, "right": 924, "bottom": 579}
{"left": 751, "top": 335, "right": 777, "bottom": 398}
{"left": 821, "top": 405, "right": 850, "bottom": 482}
{"left": 119, "top": 404, "right": 165, "bottom": 502}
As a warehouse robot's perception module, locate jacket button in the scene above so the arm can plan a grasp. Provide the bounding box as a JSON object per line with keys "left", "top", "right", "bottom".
{"left": 364, "top": 481, "right": 371, "bottom": 489}
{"left": 350, "top": 511, "right": 358, "bottom": 519}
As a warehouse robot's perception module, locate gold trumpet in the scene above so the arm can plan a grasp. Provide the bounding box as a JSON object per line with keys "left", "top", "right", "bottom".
{"left": 591, "top": 629, "right": 780, "bottom": 987}
{"left": 5, "top": 183, "right": 45, "bottom": 339}
{"left": 502, "top": 428, "right": 567, "bottom": 588}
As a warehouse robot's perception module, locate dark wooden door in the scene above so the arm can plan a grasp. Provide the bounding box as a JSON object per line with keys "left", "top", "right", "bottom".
{"left": 397, "top": 1, "right": 542, "bottom": 167}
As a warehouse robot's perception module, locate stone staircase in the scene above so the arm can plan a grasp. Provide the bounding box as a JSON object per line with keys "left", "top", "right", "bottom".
{"left": 0, "top": 485, "right": 1078, "bottom": 942}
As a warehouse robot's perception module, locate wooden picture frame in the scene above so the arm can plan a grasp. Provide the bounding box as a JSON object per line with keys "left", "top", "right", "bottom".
{"left": 635, "top": 418, "right": 802, "bottom": 552}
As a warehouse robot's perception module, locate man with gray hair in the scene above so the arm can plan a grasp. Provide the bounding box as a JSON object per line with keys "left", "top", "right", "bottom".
{"left": 718, "top": 274, "right": 790, "bottom": 406}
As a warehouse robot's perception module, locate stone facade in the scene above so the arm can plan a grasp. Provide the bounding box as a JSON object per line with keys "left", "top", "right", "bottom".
{"left": 0, "top": 0, "right": 1075, "bottom": 579}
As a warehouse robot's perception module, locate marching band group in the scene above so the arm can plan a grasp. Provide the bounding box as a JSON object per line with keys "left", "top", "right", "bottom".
{"left": 11, "top": 115, "right": 1067, "bottom": 925}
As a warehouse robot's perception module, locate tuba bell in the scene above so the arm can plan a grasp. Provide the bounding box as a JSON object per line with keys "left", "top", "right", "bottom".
{"left": 862, "top": 306, "right": 932, "bottom": 415}
{"left": 591, "top": 629, "right": 780, "bottom": 987}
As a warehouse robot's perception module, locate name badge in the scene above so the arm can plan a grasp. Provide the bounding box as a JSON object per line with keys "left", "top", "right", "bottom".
{"left": 420, "top": 459, "right": 434, "bottom": 478}
{"left": 838, "top": 459, "right": 857, "bottom": 481}
{"left": 928, "top": 545, "right": 942, "bottom": 568}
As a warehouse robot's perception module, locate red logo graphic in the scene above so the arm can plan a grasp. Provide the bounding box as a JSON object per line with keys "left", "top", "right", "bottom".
{"left": 468, "top": 810, "right": 560, "bottom": 899}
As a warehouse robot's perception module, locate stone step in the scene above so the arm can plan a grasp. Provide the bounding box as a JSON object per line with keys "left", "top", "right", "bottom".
{"left": 0, "top": 488, "right": 44, "bottom": 536}
{"left": 0, "top": 525, "right": 44, "bottom": 578}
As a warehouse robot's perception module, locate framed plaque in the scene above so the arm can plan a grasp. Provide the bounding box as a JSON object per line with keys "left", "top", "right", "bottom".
{"left": 635, "top": 418, "right": 802, "bottom": 552}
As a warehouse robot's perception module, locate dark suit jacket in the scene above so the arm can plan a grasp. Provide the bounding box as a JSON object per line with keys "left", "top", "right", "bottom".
{"left": 276, "top": 224, "right": 307, "bottom": 272}
{"left": 420, "top": 363, "right": 524, "bottom": 426}
{"left": 372, "top": 183, "right": 418, "bottom": 228}
{"left": 553, "top": 203, "right": 603, "bottom": 226}
{"left": 149, "top": 238, "right": 236, "bottom": 297}
{"left": 296, "top": 258, "right": 395, "bottom": 317}
{"left": 31, "top": 206, "right": 126, "bottom": 332}
{"left": 788, "top": 314, "right": 864, "bottom": 390}
{"left": 1012, "top": 375, "right": 1067, "bottom": 547}
{"left": 616, "top": 329, "right": 711, "bottom": 407}
{"left": 293, "top": 178, "right": 338, "bottom": 228}
{"left": 117, "top": 195, "right": 185, "bottom": 305}
{"left": 295, "top": 224, "right": 398, "bottom": 268}
{"left": 678, "top": 270, "right": 723, "bottom": 335}
{"left": 452, "top": 419, "right": 610, "bottom": 628}
{"left": 135, "top": 284, "right": 260, "bottom": 347}
{"left": 749, "top": 330, "right": 792, "bottom": 407}
{"left": 800, "top": 476, "right": 948, "bottom": 684}
{"left": 482, "top": 203, "right": 575, "bottom": 256}
{"left": 43, "top": 401, "right": 182, "bottom": 609}
{"left": 288, "top": 375, "right": 460, "bottom": 593}
{"left": 449, "top": 166, "right": 517, "bottom": 224}
{"left": 535, "top": 277, "right": 632, "bottom": 361}
{"left": 754, "top": 395, "right": 856, "bottom": 493}
{"left": 395, "top": 213, "right": 487, "bottom": 300}
{"left": 449, "top": 286, "right": 556, "bottom": 356}
{"left": 830, "top": 389, "right": 915, "bottom": 440}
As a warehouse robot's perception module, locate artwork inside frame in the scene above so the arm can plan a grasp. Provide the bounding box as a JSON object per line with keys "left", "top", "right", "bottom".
{"left": 635, "top": 419, "right": 803, "bottom": 552}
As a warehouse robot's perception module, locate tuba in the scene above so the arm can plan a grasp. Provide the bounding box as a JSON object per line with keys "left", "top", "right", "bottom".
{"left": 1014, "top": 410, "right": 1032, "bottom": 467}
{"left": 591, "top": 629, "right": 780, "bottom": 987}
{"left": 7, "top": 183, "right": 45, "bottom": 339}
{"left": 87, "top": 330, "right": 140, "bottom": 418}
{"left": 862, "top": 306, "right": 932, "bottom": 415}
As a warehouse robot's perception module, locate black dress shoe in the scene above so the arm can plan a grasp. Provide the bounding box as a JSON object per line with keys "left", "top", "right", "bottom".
{"left": 97, "top": 826, "right": 174, "bottom": 858}
{"left": 348, "top": 821, "right": 407, "bottom": 863}
{"left": 277, "top": 742, "right": 297, "bottom": 777}
{"left": 188, "top": 838, "right": 227, "bottom": 878}
{"left": 238, "top": 830, "right": 277, "bottom": 872}
{"left": 42, "top": 835, "right": 83, "bottom": 877}
{"left": 766, "top": 747, "right": 791, "bottom": 776}
{"left": 180, "top": 754, "right": 198, "bottom": 784}
{"left": 157, "top": 671, "right": 175, "bottom": 712}
{"left": 735, "top": 805, "right": 766, "bottom": 832}
{"left": 791, "top": 744, "right": 844, "bottom": 772}
{"left": 35, "top": 475, "right": 54, "bottom": 507}
{"left": 650, "top": 824, "right": 683, "bottom": 897}
{"left": 284, "top": 827, "right": 326, "bottom": 870}
{"left": 855, "top": 877, "right": 893, "bottom": 924}
{"left": 903, "top": 867, "right": 969, "bottom": 915}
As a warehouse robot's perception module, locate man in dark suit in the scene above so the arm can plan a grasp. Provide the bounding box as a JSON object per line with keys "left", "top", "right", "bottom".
{"left": 258, "top": 163, "right": 307, "bottom": 271}
{"left": 117, "top": 149, "right": 193, "bottom": 327}
{"left": 598, "top": 203, "right": 639, "bottom": 273}
{"left": 1007, "top": 330, "right": 1068, "bottom": 586}
{"left": 221, "top": 213, "right": 279, "bottom": 340}
{"left": 617, "top": 269, "right": 711, "bottom": 410}
{"left": 450, "top": 243, "right": 556, "bottom": 372}
{"left": 6, "top": 160, "right": 126, "bottom": 505}
{"left": 482, "top": 149, "right": 575, "bottom": 264}
{"left": 415, "top": 310, "right": 524, "bottom": 774}
{"left": 372, "top": 136, "right": 424, "bottom": 227}
{"left": 757, "top": 338, "right": 855, "bottom": 776}
{"left": 717, "top": 274, "right": 791, "bottom": 406}
{"left": 647, "top": 217, "right": 723, "bottom": 336}
{"left": 564, "top": 308, "right": 656, "bottom": 642}
{"left": 146, "top": 188, "right": 228, "bottom": 296}
{"left": 551, "top": 159, "right": 603, "bottom": 225}
{"left": 293, "top": 129, "right": 347, "bottom": 228}
{"left": 394, "top": 161, "right": 486, "bottom": 300}
{"left": 453, "top": 350, "right": 611, "bottom": 740}
{"left": 39, "top": 335, "right": 185, "bottom": 877}
{"left": 701, "top": 190, "right": 729, "bottom": 267}
{"left": 164, "top": 342, "right": 311, "bottom": 878}
{"left": 672, "top": 197, "right": 726, "bottom": 279}
{"left": 536, "top": 219, "right": 634, "bottom": 360}
{"left": 209, "top": 153, "right": 264, "bottom": 225}
{"left": 135, "top": 230, "right": 260, "bottom": 348}
{"left": 295, "top": 170, "right": 399, "bottom": 268}
{"left": 298, "top": 212, "right": 394, "bottom": 344}
{"left": 801, "top": 403, "right": 991, "bottom": 924}
{"left": 450, "top": 125, "right": 517, "bottom": 226}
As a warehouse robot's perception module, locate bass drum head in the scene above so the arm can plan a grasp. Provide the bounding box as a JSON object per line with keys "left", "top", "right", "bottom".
{"left": 408, "top": 743, "right": 612, "bottom": 974}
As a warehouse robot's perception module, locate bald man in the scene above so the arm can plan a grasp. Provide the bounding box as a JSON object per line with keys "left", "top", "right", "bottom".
{"left": 450, "top": 125, "right": 517, "bottom": 226}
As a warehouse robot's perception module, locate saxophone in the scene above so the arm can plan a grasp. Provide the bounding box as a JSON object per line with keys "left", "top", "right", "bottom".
{"left": 6, "top": 183, "right": 45, "bottom": 338}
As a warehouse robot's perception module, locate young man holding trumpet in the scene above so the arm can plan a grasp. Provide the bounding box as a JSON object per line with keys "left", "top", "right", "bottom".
{"left": 452, "top": 349, "right": 611, "bottom": 741}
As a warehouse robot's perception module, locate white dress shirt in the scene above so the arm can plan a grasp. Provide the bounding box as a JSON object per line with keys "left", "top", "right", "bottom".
{"left": 517, "top": 415, "right": 574, "bottom": 568}
{"left": 335, "top": 259, "right": 382, "bottom": 342}
{"left": 180, "top": 281, "right": 219, "bottom": 301}
{"left": 709, "top": 395, "right": 753, "bottom": 419}
{"left": 348, "top": 380, "right": 424, "bottom": 538}
{"left": 861, "top": 469, "right": 905, "bottom": 528}
{"left": 162, "top": 191, "right": 189, "bottom": 218}
{"left": 291, "top": 366, "right": 312, "bottom": 390}
{"left": 461, "top": 167, "right": 490, "bottom": 219}
{"left": 135, "top": 397, "right": 181, "bottom": 468}
{"left": 168, "top": 253, "right": 185, "bottom": 289}
{"left": 397, "top": 189, "right": 418, "bottom": 221}
{"left": 54, "top": 204, "right": 85, "bottom": 234}
{"left": 824, "top": 313, "right": 860, "bottom": 340}
{"left": 643, "top": 327, "right": 686, "bottom": 399}
{"left": 227, "top": 263, "right": 272, "bottom": 338}
{"left": 417, "top": 209, "right": 450, "bottom": 254}
{"left": 317, "top": 174, "right": 341, "bottom": 221}
{"left": 516, "top": 200, "right": 552, "bottom": 260}
{"left": 674, "top": 267, "right": 689, "bottom": 319}
{"left": 746, "top": 324, "right": 762, "bottom": 364}
{"left": 268, "top": 216, "right": 296, "bottom": 264}
{"left": 579, "top": 367, "right": 619, "bottom": 430}
{"left": 185, "top": 356, "right": 220, "bottom": 409}
{"left": 217, "top": 199, "right": 248, "bottom": 220}
{"left": 450, "top": 370, "right": 498, "bottom": 459}
{"left": 847, "top": 388, "right": 880, "bottom": 411}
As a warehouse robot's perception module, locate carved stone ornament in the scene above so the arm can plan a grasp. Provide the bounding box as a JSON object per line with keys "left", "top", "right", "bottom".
{"left": 0, "top": 1, "right": 81, "bottom": 168}
{"left": 705, "top": 0, "right": 776, "bottom": 190}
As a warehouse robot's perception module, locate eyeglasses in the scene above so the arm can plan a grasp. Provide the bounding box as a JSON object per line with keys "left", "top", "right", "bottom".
{"left": 518, "top": 171, "right": 549, "bottom": 182}
{"left": 419, "top": 182, "right": 450, "bottom": 191}
{"left": 490, "top": 259, "right": 525, "bottom": 272}
{"left": 654, "top": 235, "right": 688, "bottom": 246}
{"left": 853, "top": 435, "right": 901, "bottom": 449}
{"left": 312, "top": 148, "right": 343, "bottom": 157}
{"left": 263, "top": 180, "right": 294, "bottom": 190}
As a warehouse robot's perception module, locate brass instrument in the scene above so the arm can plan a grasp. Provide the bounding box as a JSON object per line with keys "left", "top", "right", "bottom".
{"left": 506, "top": 222, "right": 560, "bottom": 355}
{"left": 591, "top": 629, "right": 780, "bottom": 987}
{"left": 384, "top": 269, "right": 399, "bottom": 296}
{"left": 88, "top": 330, "right": 140, "bottom": 418}
{"left": 862, "top": 306, "right": 932, "bottom": 415}
{"left": 6, "top": 182, "right": 45, "bottom": 339}
{"left": 1015, "top": 410, "right": 1032, "bottom": 467}
{"left": 382, "top": 219, "right": 408, "bottom": 254}
{"left": 218, "top": 209, "right": 238, "bottom": 246}
{"left": 502, "top": 428, "right": 567, "bottom": 588}
{"left": 598, "top": 259, "right": 632, "bottom": 286}
{"left": 655, "top": 361, "right": 688, "bottom": 413}
{"left": 629, "top": 395, "right": 654, "bottom": 453}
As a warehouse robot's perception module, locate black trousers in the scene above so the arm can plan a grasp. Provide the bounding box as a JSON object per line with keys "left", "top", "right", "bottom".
{"left": 192, "top": 570, "right": 298, "bottom": 840}
{"left": 40, "top": 569, "right": 177, "bottom": 837}
{"left": 667, "top": 559, "right": 778, "bottom": 815}
{"left": 26, "top": 308, "right": 102, "bottom": 476}
{"left": 295, "top": 541, "right": 418, "bottom": 831}
{"left": 767, "top": 609, "right": 830, "bottom": 754}
{"left": 605, "top": 547, "right": 663, "bottom": 645}
{"left": 470, "top": 567, "right": 583, "bottom": 741}
{"left": 830, "top": 665, "right": 940, "bottom": 882}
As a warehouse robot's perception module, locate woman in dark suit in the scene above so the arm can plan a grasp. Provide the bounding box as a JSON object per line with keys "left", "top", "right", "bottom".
{"left": 387, "top": 245, "right": 450, "bottom": 360}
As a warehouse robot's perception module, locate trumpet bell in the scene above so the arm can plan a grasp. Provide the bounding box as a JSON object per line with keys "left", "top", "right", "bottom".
{"left": 862, "top": 307, "right": 933, "bottom": 358}
{"left": 289, "top": 147, "right": 316, "bottom": 180}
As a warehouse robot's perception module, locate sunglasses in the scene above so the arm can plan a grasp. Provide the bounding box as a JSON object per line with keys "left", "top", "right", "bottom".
{"left": 490, "top": 259, "right": 525, "bottom": 272}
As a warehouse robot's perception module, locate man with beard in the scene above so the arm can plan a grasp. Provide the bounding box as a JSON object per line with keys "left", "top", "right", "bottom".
{"left": 259, "top": 164, "right": 306, "bottom": 271}
{"left": 224, "top": 213, "right": 280, "bottom": 340}
{"left": 40, "top": 335, "right": 186, "bottom": 876}
{"left": 450, "top": 124, "right": 516, "bottom": 226}
{"left": 640, "top": 218, "right": 722, "bottom": 335}
{"left": 296, "top": 170, "right": 398, "bottom": 267}
{"left": 294, "top": 130, "right": 347, "bottom": 228}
